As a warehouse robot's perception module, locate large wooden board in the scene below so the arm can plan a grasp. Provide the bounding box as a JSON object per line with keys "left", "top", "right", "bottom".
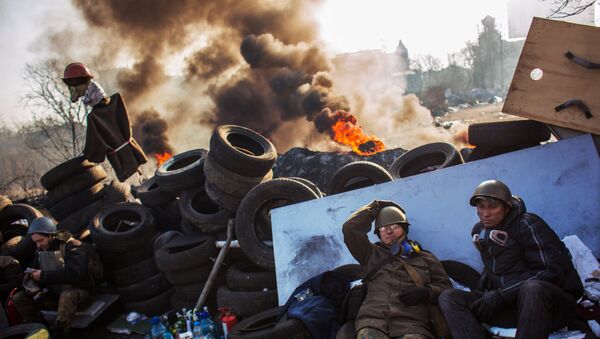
{"left": 503, "top": 17, "right": 600, "bottom": 134}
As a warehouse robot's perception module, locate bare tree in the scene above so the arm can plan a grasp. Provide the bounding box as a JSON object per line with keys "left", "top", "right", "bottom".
{"left": 20, "top": 59, "right": 88, "bottom": 164}
{"left": 410, "top": 54, "right": 443, "bottom": 73}
{"left": 547, "top": 0, "right": 597, "bottom": 18}
{"left": 0, "top": 125, "right": 47, "bottom": 200}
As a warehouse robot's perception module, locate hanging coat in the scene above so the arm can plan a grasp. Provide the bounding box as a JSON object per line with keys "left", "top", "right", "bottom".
{"left": 83, "top": 93, "right": 147, "bottom": 182}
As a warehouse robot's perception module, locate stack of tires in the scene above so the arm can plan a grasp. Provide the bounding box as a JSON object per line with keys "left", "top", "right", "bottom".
{"left": 58, "top": 180, "right": 131, "bottom": 240}
{"left": 217, "top": 261, "right": 278, "bottom": 320}
{"left": 203, "top": 125, "right": 277, "bottom": 212}
{"left": 89, "top": 202, "right": 172, "bottom": 316}
{"left": 196, "top": 125, "right": 326, "bottom": 319}
{"left": 137, "top": 149, "right": 209, "bottom": 231}
{"left": 0, "top": 203, "right": 42, "bottom": 267}
{"left": 154, "top": 233, "right": 220, "bottom": 311}
{"left": 41, "top": 157, "right": 130, "bottom": 237}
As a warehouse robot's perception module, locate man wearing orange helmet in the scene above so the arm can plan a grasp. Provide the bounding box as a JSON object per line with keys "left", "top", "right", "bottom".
{"left": 438, "top": 180, "right": 583, "bottom": 339}
{"left": 62, "top": 62, "right": 107, "bottom": 106}
{"left": 61, "top": 62, "right": 147, "bottom": 182}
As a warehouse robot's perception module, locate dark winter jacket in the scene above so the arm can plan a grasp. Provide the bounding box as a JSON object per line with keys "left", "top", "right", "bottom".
{"left": 0, "top": 255, "right": 22, "bottom": 300}
{"left": 343, "top": 201, "right": 452, "bottom": 338}
{"left": 472, "top": 196, "right": 583, "bottom": 301}
{"left": 282, "top": 271, "right": 351, "bottom": 339}
{"left": 34, "top": 236, "right": 96, "bottom": 292}
{"left": 83, "top": 93, "right": 147, "bottom": 182}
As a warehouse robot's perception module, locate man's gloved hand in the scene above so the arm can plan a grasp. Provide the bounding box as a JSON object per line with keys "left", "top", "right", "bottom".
{"left": 376, "top": 200, "right": 403, "bottom": 210}
{"left": 470, "top": 289, "right": 505, "bottom": 320}
{"left": 399, "top": 286, "right": 430, "bottom": 306}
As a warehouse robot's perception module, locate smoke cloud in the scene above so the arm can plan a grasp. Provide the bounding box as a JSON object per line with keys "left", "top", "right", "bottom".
{"left": 39, "top": 0, "right": 461, "bottom": 155}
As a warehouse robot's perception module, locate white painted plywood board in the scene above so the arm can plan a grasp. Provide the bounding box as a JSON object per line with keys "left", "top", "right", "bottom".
{"left": 272, "top": 134, "right": 600, "bottom": 304}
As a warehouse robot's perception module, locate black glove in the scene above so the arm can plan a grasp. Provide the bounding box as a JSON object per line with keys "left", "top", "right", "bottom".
{"left": 376, "top": 200, "right": 403, "bottom": 210}
{"left": 399, "top": 286, "right": 430, "bottom": 306}
{"left": 470, "top": 290, "right": 505, "bottom": 320}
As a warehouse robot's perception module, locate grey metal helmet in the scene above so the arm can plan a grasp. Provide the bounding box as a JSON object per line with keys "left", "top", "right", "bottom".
{"left": 28, "top": 217, "right": 57, "bottom": 235}
{"left": 374, "top": 206, "right": 410, "bottom": 235}
{"left": 469, "top": 180, "right": 512, "bottom": 206}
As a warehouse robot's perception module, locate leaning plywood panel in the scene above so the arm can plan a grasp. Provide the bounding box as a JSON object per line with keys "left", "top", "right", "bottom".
{"left": 503, "top": 17, "right": 600, "bottom": 135}
{"left": 272, "top": 135, "right": 600, "bottom": 304}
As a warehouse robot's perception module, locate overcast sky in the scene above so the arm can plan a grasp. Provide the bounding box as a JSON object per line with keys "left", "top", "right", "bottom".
{"left": 0, "top": 0, "right": 512, "bottom": 127}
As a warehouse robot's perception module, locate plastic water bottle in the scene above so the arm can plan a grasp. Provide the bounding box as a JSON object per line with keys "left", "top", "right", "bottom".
{"left": 199, "top": 310, "right": 217, "bottom": 339}
{"left": 192, "top": 321, "right": 203, "bottom": 339}
{"left": 159, "top": 315, "right": 174, "bottom": 339}
{"left": 150, "top": 316, "right": 168, "bottom": 339}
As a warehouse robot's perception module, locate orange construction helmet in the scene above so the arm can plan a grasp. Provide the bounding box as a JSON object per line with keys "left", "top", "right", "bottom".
{"left": 62, "top": 62, "right": 93, "bottom": 86}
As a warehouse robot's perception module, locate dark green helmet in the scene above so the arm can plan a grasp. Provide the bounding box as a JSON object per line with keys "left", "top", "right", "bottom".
{"left": 374, "top": 206, "right": 410, "bottom": 235}
{"left": 469, "top": 180, "right": 512, "bottom": 206}
{"left": 28, "top": 217, "right": 57, "bottom": 235}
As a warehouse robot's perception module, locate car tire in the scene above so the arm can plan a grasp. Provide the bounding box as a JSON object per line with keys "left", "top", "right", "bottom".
{"left": 40, "top": 156, "right": 94, "bottom": 190}
{"left": 136, "top": 175, "right": 177, "bottom": 207}
{"left": 156, "top": 149, "right": 207, "bottom": 193}
{"left": 209, "top": 125, "right": 277, "bottom": 177}
{"left": 326, "top": 161, "right": 393, "bottom": 195}
{"left": 388, "top": 142, "right": 463, "bottom": 179}
{"left": 45, "top": 165, "right": 107, "bottom": 205}
{"left": 217, "top": 286, "right": 278, "bottom": 319}
{"left": 468, "top": 120, "right": 550, "bottom": 147}
{"left": 227, "top": 306, "right": 310, "bottom": 338}
{"left": 179, "top": 187, "right": 232, "bottom": 234}
{"left": 235, "top": 179, "right": 319, "bottom": 270}
{"left": 90, "top": 203, "right": 157, "bottom": 254}
{"left": 226, "top": 261, "right": 276, "bottom": 291}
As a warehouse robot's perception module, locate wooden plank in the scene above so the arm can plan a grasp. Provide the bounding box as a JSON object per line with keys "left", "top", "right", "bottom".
{"left": 503, "top": 17, "right": 600, "bottom": 134}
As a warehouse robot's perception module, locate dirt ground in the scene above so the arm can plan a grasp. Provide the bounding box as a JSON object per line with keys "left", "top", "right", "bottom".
{"left": 437, "top": 103, "right": 523, "bottom": 125}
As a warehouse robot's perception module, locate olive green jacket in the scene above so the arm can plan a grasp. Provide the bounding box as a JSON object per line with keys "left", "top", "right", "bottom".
{"left": 342, "top": 201, "right": 452, "bottom": 338}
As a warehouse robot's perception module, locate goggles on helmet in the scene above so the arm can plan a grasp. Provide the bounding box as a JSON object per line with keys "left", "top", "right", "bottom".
{"left": 378, "top": 223, "right": 405, "bottom": 233}
{"left": 472, "top": 229, "right": 508, "bottom": 250}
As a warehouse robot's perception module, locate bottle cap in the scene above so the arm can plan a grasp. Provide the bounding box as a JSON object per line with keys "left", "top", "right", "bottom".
{"left": 151, "top": 316, "right": 160, "bottom": 325}
{"left": 193, "top": 321, "right": 201, "bottom": 326}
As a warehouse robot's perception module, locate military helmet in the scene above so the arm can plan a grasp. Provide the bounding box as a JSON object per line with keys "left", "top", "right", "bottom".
{"left": 469, "top": 179, "right": 512, "bottom": 206}
{"left": 28, "top": 217, "right": 58, "bottom": 235}
{"left": 375, "top": 206, "right": 410, "bottom": 235}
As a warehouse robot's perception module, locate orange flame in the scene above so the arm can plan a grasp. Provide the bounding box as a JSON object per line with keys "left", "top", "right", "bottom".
{"left": 453, "top": 128, "right": 475, "bottom": 148}
{"left": 154, "top": 152, "right": 172, "bottom": 166}
{"left": 330, "top": 110, "right": 385, "bottom": 156}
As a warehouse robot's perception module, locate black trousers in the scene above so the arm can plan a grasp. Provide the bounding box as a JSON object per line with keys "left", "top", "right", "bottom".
{"left": 438, "top": 280, "right": 577, "bottom": 339}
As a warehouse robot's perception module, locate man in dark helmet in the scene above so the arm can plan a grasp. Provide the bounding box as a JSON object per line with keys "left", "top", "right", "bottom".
{"left": 438, "top": 180, "right": 583, "bottom": 339}
{"left": 12, "top": 217, "right": 102, "bottom": 338}
{"left": 343, "top": 200, "right": 451, "bottom": 339}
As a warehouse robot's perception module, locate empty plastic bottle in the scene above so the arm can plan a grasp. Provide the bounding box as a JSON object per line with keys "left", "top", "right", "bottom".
{"left": 150, "top": 316, "right": 168, "bottom": 339}
{"left": 192, "top": 321, "right": 203, "bottom": 339}
{"left": 199, "top": 310, "right": 217, "bottom": 339}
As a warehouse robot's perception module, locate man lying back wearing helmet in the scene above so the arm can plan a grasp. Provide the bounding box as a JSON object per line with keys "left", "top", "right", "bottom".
{"left": 11, "top": 217, "right": 101, "bottom": 339}
{"left": 438, "top": 180, "right": 583, "bottom": 339}
{"left": 342, "top": 200, "right": 451, "bottom": 339}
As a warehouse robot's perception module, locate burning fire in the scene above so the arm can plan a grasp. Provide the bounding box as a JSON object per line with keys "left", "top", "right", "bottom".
{"left": 154, "top": 152, "right": 173, "bottom": 166}
{"left": 330, "top": 110, "right": 385, "bottom": 156}
{"left": 453, "top": 129, "right": 475, "bottom": 148}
